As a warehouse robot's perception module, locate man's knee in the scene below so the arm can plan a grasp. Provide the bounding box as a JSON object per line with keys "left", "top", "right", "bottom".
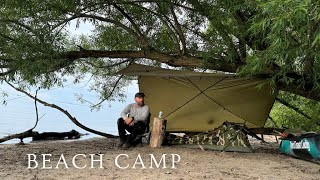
{"left": 136, "top": 121, "right": 147, "bottom": 129}
{"left": 117, "top": 118, "right": 124, "bottom": 125}
{"left": 131, "top": 122, "right": 147, "bottom": 135}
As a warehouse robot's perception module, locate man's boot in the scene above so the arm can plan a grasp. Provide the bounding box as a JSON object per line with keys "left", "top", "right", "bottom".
{"left": 117, "top": 135, "right": 127, "bottom": 148}
{"left": 122, "top": 135, "right": 133, "bottom": 149}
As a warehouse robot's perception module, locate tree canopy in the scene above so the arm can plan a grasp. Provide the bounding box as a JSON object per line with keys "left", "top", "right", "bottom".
{"left": 0, "top": 0, "right": 320, "bottom": 129}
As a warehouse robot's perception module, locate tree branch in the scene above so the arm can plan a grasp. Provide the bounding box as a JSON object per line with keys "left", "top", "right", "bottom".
{"left": 77, "top": 13, "right": 148, "bottom": 48}
{"left": 0, "top": 19, "right": 35, "bottom": 34}
{"left": 85, "top": 58, "right": 132, "bottom": 69}
{"left": 0, "top": 88, "right": 45, "bottom": 144}
{"left": 92, "top": 74, "right": 124, "bottom": 108}
{"left": 0, "top": 32, "right": 16, "bottom": 42}
{"left": 56, "top": 49, "right": 236, "bottom": 71}
{"left": 31, "top": 89, "right": 40, "bottom": 131}
{"left": 0, "top": 64, "right": 9, "bottom": 68}
{"left": 113, "top": 4, "right": 149, "bottom": 48}
{"left": 0, "top": 69, "right": 14, "bottom": 76}
{"left": 276, "top": 97, "right": 320, "bottom": 126}
{"left": 279, "top": 76, "right": 320, "bottom": 102}
{"left": 51, "top": 14, "right": 80, "bottom": 30}
{"left": 169, "top": 3, "right": 187, "bottom": 54}
{"left": 5, "top": 80, "right": 117, "bottom": 138}
{"left": 129, "top": 3, "right": 181, "bottom": 51}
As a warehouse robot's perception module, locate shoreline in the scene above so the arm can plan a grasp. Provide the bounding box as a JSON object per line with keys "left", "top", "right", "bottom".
{"left": 0, "top": 136, "right": 319, "bottom": 179}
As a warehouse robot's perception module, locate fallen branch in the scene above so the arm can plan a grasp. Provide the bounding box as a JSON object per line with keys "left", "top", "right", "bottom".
{"left": 0, "top": 88, "right": 47, "bottom": 144}
{"left": 32, "top": 130, "right": 82, "bottom": 141}
{"left": 5, "top": 80, "right": 118, "bottom": 138}
{"left": 0, "top": 130, "right": 38, "bottom": 143}
{"left": 0, "top": 130, "right": 83, "bottom": 143}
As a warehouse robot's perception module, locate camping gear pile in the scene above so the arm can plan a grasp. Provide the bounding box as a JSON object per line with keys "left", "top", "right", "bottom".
{"left": 163, "top": 121, "right": 254, "bottom": 152}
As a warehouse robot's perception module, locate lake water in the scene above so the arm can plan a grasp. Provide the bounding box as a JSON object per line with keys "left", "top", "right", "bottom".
{"left": 0, "top": 80, "right": 139, "bottom": 144}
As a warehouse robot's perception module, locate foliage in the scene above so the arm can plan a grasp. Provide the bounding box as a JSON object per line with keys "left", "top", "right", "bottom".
{"left": 268, "top": 91, "right": 320, "bottom": 131}
{"left": 0, "top": 0, "right": 319, "bottom": 113}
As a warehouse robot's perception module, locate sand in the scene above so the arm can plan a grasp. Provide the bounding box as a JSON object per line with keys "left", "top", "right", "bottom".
{"left": 0, "top": 136, "right": 319, "bottom": 180}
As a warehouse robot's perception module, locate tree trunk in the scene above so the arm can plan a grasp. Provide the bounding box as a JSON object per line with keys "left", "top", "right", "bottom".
{"left": 55, "top": 49, "right": 320, "bottom": 102}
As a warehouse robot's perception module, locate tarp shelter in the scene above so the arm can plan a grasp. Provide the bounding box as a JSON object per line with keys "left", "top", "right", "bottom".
{"left": 118, "top": 64, "right": 276, "bottom": 132}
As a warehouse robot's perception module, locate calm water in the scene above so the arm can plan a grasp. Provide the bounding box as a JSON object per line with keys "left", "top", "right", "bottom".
{"left": 0, "top": 80, "right": 139, "bottom": 144}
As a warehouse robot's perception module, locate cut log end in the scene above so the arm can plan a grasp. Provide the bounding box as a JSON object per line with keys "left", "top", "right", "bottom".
{"left": 150, "top": 117, "right": 167, "bottom": 148}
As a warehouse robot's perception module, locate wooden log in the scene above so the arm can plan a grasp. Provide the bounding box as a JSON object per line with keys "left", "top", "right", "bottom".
{"left": 150, "top": 117, "right": 167, "bottom": 148}
{"left": 0, "top": 130, "right": 83, "bottom": 144}
{"left": 32, "top": 130, "right": 81, "bottom": 141}
{"left": 0, "top": 130, "right": 38, "bottom": 143}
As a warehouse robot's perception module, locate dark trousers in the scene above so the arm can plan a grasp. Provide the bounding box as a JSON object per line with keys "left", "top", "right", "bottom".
{"left": 117, "top": 118, "right": 147, "bottom": 143}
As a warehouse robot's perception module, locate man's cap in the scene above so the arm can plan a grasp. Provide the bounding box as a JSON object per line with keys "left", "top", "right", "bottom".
{"left": 135, "top": 92, "right": 145, "bottom": 98}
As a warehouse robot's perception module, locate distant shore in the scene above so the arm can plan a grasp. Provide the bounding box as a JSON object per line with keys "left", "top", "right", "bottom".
{"left": 0, "top": 137, "right": 319, "bottom": 180}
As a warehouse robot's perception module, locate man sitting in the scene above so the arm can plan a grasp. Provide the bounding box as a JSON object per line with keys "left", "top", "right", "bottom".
{"left": 117, "top": 92, "right": 150, "bottom": 149}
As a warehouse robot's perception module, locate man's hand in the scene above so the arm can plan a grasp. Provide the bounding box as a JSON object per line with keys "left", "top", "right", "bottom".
{"left": 128, "top": 120, "right": 134, "bottom": 126}
{"left": 124, "top": 117, "right": 133, "bottom": 125}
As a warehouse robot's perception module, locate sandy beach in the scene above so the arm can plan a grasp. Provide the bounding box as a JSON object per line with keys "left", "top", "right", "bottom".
{"left": 0, "top": 137, "right": 319, "bottom": 180}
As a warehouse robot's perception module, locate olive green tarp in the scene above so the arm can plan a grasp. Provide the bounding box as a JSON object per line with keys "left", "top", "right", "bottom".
{"left": 118, "top": 64, "right": 276, "bottom": 132}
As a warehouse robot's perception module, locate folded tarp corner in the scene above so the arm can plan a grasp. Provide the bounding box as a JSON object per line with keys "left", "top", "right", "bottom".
{"left": 118, "top": 64, "right": 276, "bottom": 132}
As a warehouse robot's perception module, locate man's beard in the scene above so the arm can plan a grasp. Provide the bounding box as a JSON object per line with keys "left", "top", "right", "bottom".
{"left": 137, "top": 102, "right": 144, "bottom": 106}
